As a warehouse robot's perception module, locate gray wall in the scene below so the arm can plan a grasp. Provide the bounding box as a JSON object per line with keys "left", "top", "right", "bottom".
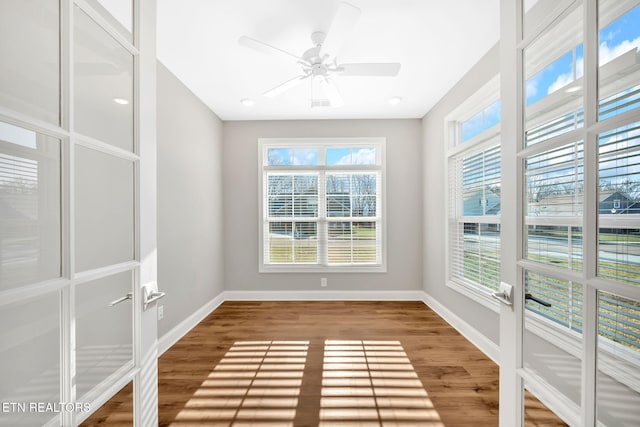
{"left": 421, "top": 44, "right": 500, "bottom": 345}
{"left": 222, "top": 119, "right": 423, "bottom": 293}
{"left": 157, "top": 62, "right": 225, "bottom": 337}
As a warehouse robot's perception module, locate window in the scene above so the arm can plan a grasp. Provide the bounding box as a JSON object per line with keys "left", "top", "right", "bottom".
{"left": 447, "top": 80, "right": 502, "bottom": 298}
{"left": 259, "top": 139, "right": 385, "bottom": 272}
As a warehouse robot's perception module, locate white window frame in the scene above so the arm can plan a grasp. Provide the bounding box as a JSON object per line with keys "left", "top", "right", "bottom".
{"left": 445, "top": 77, "right": 503, "bottom": 311}
{"left": 258, "top": 137, "right": 386, "bottom": 273}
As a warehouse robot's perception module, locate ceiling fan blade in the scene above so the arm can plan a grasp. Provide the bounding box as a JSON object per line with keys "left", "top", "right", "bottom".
{"left": 320, "top": 77, "right": 344, "bottom": 107}
{"left": 263, "top": 74, "right": 310, "bottom": 98}
{"left": 238, "top": 36, "right": 305, "bottom": 63}
{"left": 319, "top": 2, "right": 361, "bottom": 58}
{"left": 337, "top": 63, "right": 401, "bottom": 76}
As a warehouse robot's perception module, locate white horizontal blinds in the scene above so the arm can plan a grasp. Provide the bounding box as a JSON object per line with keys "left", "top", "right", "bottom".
{"left": 597, "top": 121, "right": 640, "bottom": 286}
{"left": 326, "top": 172, "right": 380, "bottom": 265}
{"left": 526, "top": 271, "right": 583, "bottom": 333}
{"left": 524, "top": 140, "right": 585, "bottom": 324}
{"left": 265, "top": 173, "right": 319, "bottom": 264}
{"left": 526, "top": 141, "right": 584, "bottom": 217}
{"left": 262, "top": 141, "right": 383, "bottom": 268}
{"left": 449, "top": 144, "right": 501, "bottom": 291}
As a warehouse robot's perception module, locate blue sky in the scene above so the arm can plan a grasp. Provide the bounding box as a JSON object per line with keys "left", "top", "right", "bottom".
{"left": 527, "top": 4, "right": 640, "bottom": 106}
{"left": 460, "top": 5, "right": 640, "bottom": 143}
{"left": 268, "top": 147, "right": 376, "bottom": 166}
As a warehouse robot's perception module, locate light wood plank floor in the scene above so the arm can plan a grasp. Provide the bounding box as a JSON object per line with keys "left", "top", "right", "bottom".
{"left": 82, "top": 301, "right": 566, "bottom": 426}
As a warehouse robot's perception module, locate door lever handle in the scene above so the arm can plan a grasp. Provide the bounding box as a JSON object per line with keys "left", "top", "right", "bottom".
{"left": 143, "top": 288, "right": 165, "bottom": 311}
{"left": 491, "top": 290, "right": 513, "bottom": 306}
{"left": 110, "top": 292, "right": 133, "bottom": 307}
{"left": 525, "top": 293, "right": 552, "bottom": 307}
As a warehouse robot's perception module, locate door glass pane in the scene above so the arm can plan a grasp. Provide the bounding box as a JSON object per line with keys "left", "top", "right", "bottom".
{"left": 0, "top": 0, "right": 59, "bottom": 125}
{"left": 76, "top": 271, "right": 133, "bottom": 400}
{"left": 525, "top": 141, "right": 584, "bottom": 268}
{"left": 523, "top": 270, "right": 582, "bottom": 407}
{"left": 525, "top": 141, "right": 584, "bottom": 217}
{"left": 94, "top": 0, "right": 133, "bottom": 39}
{"left": 598, "top": 122, "right": 640, "bottom": 286}
{"left": 75, "top": 146, "right": 134, "bottom": 272}
{"left": 74, "top": 6, "right": 134, "bottom": 152}
{"left": 524, "top": 390, "right": 568, "bottom": 426}
{"left": 597, "top": 291, "right": 640, "bottom": 426}
{"left": 598, "top": 0, "right": 640, "bottom": 121}
{"left": 79, "top": 381, "right": 133, "bottom": 426}
{"left": 525, "top": 4, "right": 583, "bottom": 147}
{"left": 523, "top": 0, "right": 572, "bottom": 41}
{"left": 0, "top": 291, "right": 60, "bottom": 426}
{"left": 0, "top": 122, "right": 61, "bottom": 291}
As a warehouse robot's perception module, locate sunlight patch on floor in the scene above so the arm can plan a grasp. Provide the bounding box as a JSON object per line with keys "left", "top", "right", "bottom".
{"left": 175, "top": 340, "right": 308, "bottom": 425}
{"left": 320, "top": 340, "right": 444, "bottom": 426}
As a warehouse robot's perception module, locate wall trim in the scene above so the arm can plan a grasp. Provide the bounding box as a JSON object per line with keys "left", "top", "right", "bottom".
{"left": 421, "top": 291, "right": 500, "bottom": 364}
{"left": 223, "top": 290, "right": 426, "bottom": 301}
{"left": 158, "top": 292, "right": 225, "bottom": 355}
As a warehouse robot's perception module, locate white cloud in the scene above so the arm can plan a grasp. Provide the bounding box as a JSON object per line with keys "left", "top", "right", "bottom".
{"left": 336, "top": 148, "right": 376, "bottom": 165}
{"left": 292, "top": 149, "right": 317, "bottom": 165}
{"left": 599, "top": 36, "right": 640, "bottom": 65}
{"left": 547, "top": 57, "right": 583, "bottom": 95}
{"left": 526, "top": 76, "right": 539, "bottom": 100}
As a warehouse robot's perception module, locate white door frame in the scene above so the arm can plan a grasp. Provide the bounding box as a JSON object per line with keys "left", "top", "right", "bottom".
{"left": 498, "top": 0, "right": 525, "bottom": 425}
{"left": 499, "top": 0, "right": 640, "bottom": 425}
{"left": 0, "top": 0, "right": 159, "bottom": 425}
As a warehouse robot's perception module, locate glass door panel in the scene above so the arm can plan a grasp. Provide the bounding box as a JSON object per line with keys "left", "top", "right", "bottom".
{"left": 596, "top": 291, "right": 640, "bottom": 426}
{"left": 74, "top": 6, "right": 134, "bottom": 152}
{"left": 0, "top": 121, "right": 61, "bottom": 291}
{"left": 597, "top": 122, "right": 640, "bottom": 285}
{"left": 0, "top": 0, "right": 59, "bottom": 125}
{"left": 75, "top": 145, "right": 134, "bottom": 273}
{"left": 75, "top": 271, "right": 134, "bottom": 400}
{"left": 94, "top": 0, "right": 133, "bottom": 41}
{"left": 525, "top": 4, "right": 584, "bottom": 147}
{"left": 0, "top": 291, "right": 61, "bottom": 426}
{"left": 598, "top": 0, "right": 640, "bottom": 121}
{"left": 523, "top": 271, "right": 583, "bottom": 408}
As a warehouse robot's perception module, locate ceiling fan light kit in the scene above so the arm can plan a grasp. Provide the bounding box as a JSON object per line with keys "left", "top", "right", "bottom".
{"left": 238, "top": 1, "right": 401, "bottom": 108}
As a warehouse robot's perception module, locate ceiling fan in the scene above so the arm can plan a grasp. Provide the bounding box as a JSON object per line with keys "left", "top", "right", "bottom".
{"left": 238, "top": 1, "right": 401, "bottom": 108}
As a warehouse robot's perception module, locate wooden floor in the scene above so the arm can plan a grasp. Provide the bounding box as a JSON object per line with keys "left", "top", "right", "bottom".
{"left": 82, "top": 301, "right": 566, "bottom": 426}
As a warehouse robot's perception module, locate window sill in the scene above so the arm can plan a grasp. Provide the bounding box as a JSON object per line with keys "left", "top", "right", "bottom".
{"left": 260, "top": 264, "right": 387, "bottom": 274}
{"left": 446, "top": 279, "right": 500, "bottom": 313}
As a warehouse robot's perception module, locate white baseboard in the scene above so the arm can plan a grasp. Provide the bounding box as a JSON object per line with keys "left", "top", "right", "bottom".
{"left": 223, "top": 289, "right": 426, "bottom": 301}
{"left": 421, "top": 291, "right": 500, "bottom": 364}
{"left": 158, "top": 292, "right": 225, "bottom": 355}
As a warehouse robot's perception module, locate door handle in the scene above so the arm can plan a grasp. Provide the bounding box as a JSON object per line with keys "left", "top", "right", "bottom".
{"left": 143, "top": 284, "right": 165, "bottom": 311}
{"left": 491, "top": 290, "right": 513, "bottom": 306}
{"left": 492, "top": 282, "right": 514, "bottom": 307}
{"left": 525, "top": 293, "right": 552, "bottom": 307}
{"left": 109, "top": 292, "right": 133, "bottom": 307}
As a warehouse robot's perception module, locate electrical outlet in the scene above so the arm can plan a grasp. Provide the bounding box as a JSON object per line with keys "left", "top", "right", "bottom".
{"left": 158, "top": 305, "right": 164, "bottom": 320}
{"left": 321, "top": 278, "right": 327, "bottom": 287}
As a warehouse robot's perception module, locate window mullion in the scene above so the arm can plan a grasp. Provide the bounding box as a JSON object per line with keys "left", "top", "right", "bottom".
{"left": 318, "top": 171, "right": 328, "bottom": 266}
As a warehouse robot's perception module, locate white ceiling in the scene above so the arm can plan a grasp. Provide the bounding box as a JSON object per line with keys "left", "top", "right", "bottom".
{"left": 156, "top": 0, "right": 500, "bottom": 121}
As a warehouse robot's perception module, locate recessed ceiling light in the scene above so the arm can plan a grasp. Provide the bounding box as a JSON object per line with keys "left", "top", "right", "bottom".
{"left": 113, "top": 98, "right": 129, "bottom": 105}
{"left": 241, "top": 98, "right": 254, "bottom": 107}
{"left": 388, "top": 96, "right": 402, "bottom": 106}
{"left": 565, "top": 85, "right": 581, "bottom": 93}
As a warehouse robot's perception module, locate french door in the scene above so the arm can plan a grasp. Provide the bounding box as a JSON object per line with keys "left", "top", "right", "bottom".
{"left": 0, "top": 1, "right": 158, "bottom": 425}
{"left": 500, "top": 0, "right": 640, "bottom": 425}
